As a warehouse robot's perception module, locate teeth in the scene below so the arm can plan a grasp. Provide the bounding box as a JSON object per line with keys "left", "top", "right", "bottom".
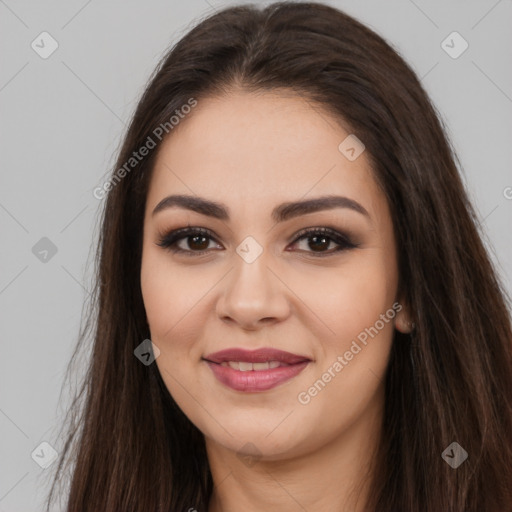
{"left": 252, "top": 362, "right": 269, "bottom": 370}
{"left": 219, "top": 361, "right": 283, "bottom": 371}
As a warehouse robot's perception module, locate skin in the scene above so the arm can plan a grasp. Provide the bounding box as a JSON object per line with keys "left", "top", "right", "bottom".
{"left": 140, "top": 88, "right": 413, "bottom": 512}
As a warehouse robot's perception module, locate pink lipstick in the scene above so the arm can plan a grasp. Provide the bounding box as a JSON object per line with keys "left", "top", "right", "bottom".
{"left": 203, "top": 347, "right": 311, "bottom": 392}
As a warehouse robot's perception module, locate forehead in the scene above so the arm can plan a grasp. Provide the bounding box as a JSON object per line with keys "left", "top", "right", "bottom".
{"left": 147, "top": 90, "right": 385, "bottom": 221}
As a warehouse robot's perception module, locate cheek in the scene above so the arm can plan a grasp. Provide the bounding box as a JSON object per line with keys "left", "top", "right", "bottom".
{"left": 140, "top": 248, "right": 205, "bottom": 338}
{"left": 140, "top": 255, "right": 174, "bottom": 336}
{"left": 293, "top": 251, "right": 397, "bottom": 350}
{"left": 293, "top": 253, "right": 397, "bottom": 424}
{"left": 140, "top": 251, "right": 210, "bottom": 412}
{"left": 140, "top": 249, "right": 221, "bottom": 387}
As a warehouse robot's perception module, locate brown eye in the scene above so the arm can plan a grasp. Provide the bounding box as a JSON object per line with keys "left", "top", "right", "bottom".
{"left": 156, "top": 227, "right": 221, "bottom": 255}
{"left": 184, "top": 234, "right": 210, "bottom": 251}
{"left": 301, "top": 234, "right": 332, "bottom": 252}
{"left": 289, "top": 227, "right": 358, "bottom": 256}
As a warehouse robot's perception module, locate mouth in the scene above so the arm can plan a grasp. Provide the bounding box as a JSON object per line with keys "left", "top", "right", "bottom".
{"left": 203, "top": 347, "right": 311, "bottom": 392}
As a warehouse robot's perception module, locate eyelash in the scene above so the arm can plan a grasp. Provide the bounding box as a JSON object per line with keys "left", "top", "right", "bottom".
{"left": 156, "top": 226, "right": 359, "bottom": 257}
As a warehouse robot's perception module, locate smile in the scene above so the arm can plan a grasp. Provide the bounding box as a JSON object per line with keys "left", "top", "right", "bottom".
{"left": 203, "top": 347, "right": 311, "bottom": 392}
{"left": 220, "top": 360, "right": 284, "bottom": 370}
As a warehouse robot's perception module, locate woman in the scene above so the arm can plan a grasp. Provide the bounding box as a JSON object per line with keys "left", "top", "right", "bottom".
{"left": 46, "top": 2, "right": 512, "bottom": 511}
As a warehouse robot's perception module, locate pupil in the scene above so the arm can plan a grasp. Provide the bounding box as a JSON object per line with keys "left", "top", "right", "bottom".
{"left": 189, "top": 235, "right": 209, "bottom": 250}
{"left": 310, "top": 235, "right": 328, "bottom": 251}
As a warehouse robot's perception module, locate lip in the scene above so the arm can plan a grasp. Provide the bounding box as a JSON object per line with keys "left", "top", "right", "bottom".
{"left": 203, "top": 347, "right": 311, "bottom": 392}
{"left": 204, "top": 347, "right": 311, "bottom": 365}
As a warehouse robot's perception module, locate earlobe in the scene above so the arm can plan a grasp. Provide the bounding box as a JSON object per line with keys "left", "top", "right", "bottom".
{"left": 394, "top": 311, "right": 416, "bottom": 334}
{"left": 393, "top": 296, "right": 415, "bottom": 333}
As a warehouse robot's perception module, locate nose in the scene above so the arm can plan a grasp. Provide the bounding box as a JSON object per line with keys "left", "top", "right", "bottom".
{"left": 215, "top": 252, "right": 291, "bottom": 331}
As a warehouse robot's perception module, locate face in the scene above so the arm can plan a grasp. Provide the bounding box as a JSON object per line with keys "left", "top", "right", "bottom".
{"left": 140, "top": 89, "right": 409, "bottom": 461}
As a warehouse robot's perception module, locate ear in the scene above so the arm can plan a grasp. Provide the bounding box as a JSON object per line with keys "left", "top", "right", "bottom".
{"left": 393, "top": 297, "right": 415, "bottom": 334}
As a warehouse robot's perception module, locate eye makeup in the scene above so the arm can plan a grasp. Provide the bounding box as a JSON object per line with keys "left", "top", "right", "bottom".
{"left": 155, "top": 224, "right": 360, "bottom": 258}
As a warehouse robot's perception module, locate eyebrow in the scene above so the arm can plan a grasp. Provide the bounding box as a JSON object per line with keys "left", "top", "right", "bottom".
{"left": 151, "top": 194, "right": 371, "bottom": 223}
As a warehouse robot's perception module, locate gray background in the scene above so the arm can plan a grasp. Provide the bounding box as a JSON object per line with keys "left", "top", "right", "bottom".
{"left": 1, "top": 0, "right": 511, "bottom": 510}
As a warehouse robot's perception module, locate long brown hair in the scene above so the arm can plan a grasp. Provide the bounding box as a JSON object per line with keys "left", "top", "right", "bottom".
{"left": 45, "top": 2, "right": 512, "bottom": 510}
